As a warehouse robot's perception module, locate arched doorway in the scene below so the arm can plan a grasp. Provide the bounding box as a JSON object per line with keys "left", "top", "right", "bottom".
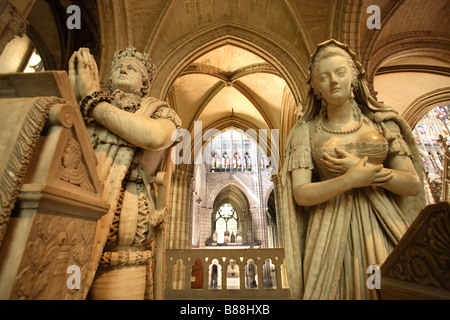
{"left": 208, "top": 183, "right": 253, "bottom": 247}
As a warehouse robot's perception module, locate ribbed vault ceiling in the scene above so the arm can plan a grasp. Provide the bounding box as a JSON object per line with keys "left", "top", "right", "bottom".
{"left": 8, "top": 0, "right": 450, "bottom": 142}
{"left": 171, "top": 44, "right": 289, "bottom": 134}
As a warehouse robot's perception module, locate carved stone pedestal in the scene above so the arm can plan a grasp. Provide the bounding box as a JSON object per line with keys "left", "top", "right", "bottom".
{"left": 0, "top": 72, "right": 108, "bottom": 299}
{"left": 379, "top": 201, "right": 450, "bottom": 300}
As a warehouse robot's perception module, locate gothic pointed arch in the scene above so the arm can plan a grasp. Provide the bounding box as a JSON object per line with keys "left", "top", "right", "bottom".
{"left": 210, "top": 182, "right": 253, "bottom": 245}
{"left": 208, "top": 179, "right": 255, "bottom": 209}
{"left": 402, "top": 87, "right": 450, "bottom": 128}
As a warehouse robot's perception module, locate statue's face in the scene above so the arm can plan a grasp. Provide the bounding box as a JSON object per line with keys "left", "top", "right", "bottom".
{"left": 313, "top": 55, "right": 353, "bottom": 107}
{"left": 110, "top": 59, "right": 143, "bottom": 93}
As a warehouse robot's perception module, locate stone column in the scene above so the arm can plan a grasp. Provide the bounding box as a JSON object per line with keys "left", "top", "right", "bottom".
{"left": 174, "top": 170, "right": 184, "bottom": 248}
{"left": 175, "top": 170, "right": 185, "bottom": 249}
{"left": 250, "top": 207, "right": 268, "bottom": 247}
{"left": 172, "top": 170, "right": 182, "bottom": 248}
{"left": 168, "top": 169, "right": 182, "bottom": 249}
{"left": 168, "top": 169, "right": 193, "bottom": 249}
{"left": 178, "top": 171, "right": 192, "bottom": 249}
{"left": 190, "top": 198, "right": 201, "bottom": 248}
{"left": 198, "top": 208, "right": 213, "bottom": 247}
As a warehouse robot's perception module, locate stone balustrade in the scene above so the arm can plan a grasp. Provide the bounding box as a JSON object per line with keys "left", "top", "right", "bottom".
{"left": 164, "top": 248, "right": 291, "bottom": 300}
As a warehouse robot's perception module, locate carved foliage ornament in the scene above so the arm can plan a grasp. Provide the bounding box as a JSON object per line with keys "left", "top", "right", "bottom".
{"left": 13, "top": 214, "right": 95, "bottom": 300}
{"left": 0, "top": 3, "right": 28, "bottom": 52}
{"left": 389, "top": 210, "right": 450, "bottom": 291}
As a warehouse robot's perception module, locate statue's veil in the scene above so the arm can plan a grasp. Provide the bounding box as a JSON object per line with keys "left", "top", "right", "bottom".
{"left": 280, "top": 39, "right": 426, "bottom": 299}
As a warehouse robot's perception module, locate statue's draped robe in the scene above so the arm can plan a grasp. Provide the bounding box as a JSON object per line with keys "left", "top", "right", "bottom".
{"left": 281, "top": 106, "right": 425, "bottom": 299}
{"left": 83, "top": 97, "right": 181, "bottom": 298}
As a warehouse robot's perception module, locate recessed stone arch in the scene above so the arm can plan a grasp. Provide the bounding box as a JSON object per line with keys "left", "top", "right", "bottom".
{"left": 369, "top": 34, "right": 450, "bottom": 85}
{"left": 208, "top": 179, "right": 256, "bottom": 209}
{"left": 402, "top": 87, "right": 450, "bottom": 128}
{"left": 209, "top": 181, "right": 253, "bottom": 245}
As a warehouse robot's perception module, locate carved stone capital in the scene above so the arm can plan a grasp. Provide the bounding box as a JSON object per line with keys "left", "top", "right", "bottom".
{"left": 0, "top": 2, "right": 29, "bottom": 54}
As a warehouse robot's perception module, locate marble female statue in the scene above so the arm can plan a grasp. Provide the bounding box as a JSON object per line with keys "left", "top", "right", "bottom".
{"left": 68, "top": 46, "right": 181, "bottom": 299}
{"left": 281, "top": 39, "right": 426, "bottom": 300}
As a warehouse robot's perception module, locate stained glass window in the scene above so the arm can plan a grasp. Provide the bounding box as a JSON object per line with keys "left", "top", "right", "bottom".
{"left": 208, "top": 129, "right": 258, "bottom": 172}
{"left": 260, "top": 155, "right": 269, "bottom": 169}
{"left": 423, "top": 117, "right": 437, "bottom": 142}
{"left": 413, "top": 104, "right": 450, "bottom": 177}
{"left": 437, "top": 119, "right": 449, "bottom": 136}
{"left": 414, "top": 118, "right": 436, "bottom": 143}
{"left": 414, "top": 104, "right": 450, "bottom": 146}
{"left": 222, "top": 152, "right": 230, "bottom": 171}
{"left": 434, "top": 105, "right": 450, "bottom": 134}
{"left": 414, "top": 124, "right": 425, "bottom": 143}
{"left": 215, "top": 156, "right": 221, "bottom": 170}
{"left": 244, "top": 153, "right": 251, "bottom": 171}
{"left": 435, "top": 105, "right": 448, "bottom": 118}
{"left": 216, "top": 218, "right": 226, "bottom": 233}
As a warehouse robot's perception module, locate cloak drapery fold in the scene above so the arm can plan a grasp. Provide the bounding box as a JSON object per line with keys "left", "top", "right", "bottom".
{"left": 280, "top": 107, "right": 425, "bottom": 300}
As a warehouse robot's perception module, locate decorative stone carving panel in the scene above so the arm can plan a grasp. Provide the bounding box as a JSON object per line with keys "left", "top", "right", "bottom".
{"left": 11, "top": 213, "right": 97, "bottom": 300}
{"left": 58, "top": 136, "right": 95, "bottom": 193}
{"left": 0, "top": 72, "right": 107, "bottom": 300}
{"left": 380, "top": 201, "right": 450, "bottom": 299}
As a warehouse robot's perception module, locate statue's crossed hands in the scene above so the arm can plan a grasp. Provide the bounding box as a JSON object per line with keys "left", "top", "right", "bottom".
{"left": 321, "top": 147, "right": 361, "bottom": 175}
